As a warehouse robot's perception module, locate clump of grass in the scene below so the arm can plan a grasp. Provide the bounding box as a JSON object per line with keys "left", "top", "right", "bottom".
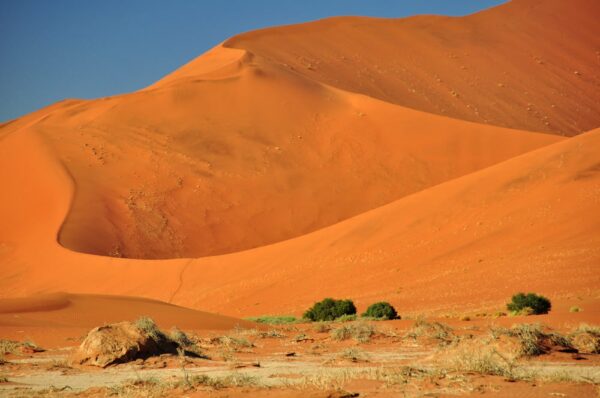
{"left": 135, "top": 316, "right": 166, "bottom": 342}
{"left": 0, "top": 339, "right": 43, "bottom": 355}
{"left": 257, "top": 329, "right": 285, "bottom": 339}
{"left": 338, "top": 347, "right": 369, "bottom": 362}
{"left": 169, "top": 327, "right": 194, "bottom": 347}
{"left": 490, "top": 323, "right": 573, "bottom": 357}
{"left": 109, "top": 377, "right": 167, "bottom": 398}
{"left": 313, "top": 322, "right": 332, "bottom": 333}
{"left": 189, "top": 372, "right": 258, "bottom": 389}
{"left": 569, "top": 323, "right": 600, "bottom": 354}
{"left": 406, "top": 319, "right": 453, "bottom": 343}
{"left": 569, "top": 306, "right": 582, "bottom": 313}
{"left": 335, "top": 314, "right": 357, "bottom": 322}
{"left": 44, "top": 359, "right": 73, "bottom": 372}
{"left": 509, "top": 307, "right": 535, "bottom": 316}
{"left": 573, "top": 323, "right": 600, "bottom": 335}
{"left": 0, "top": 340, "right": 17, "bottom": 355}
{"left": 331, "top": 322, "right": 375, "bottom": 343}
{"left": 509, "top": 324, "right": 548, "bottom": 356}
{"left": 214, "top": 336, "right": 255, "bottom": 350}
{"left": 0, "top": 375, "right": 8, "bottom": 383}
{"left": 293, "top": 333, "right": 310, "bottom": 342}
{"left": 448, "top": 347, "right": 533, "bottom": 382}
{"left": 245, "top": 315, "right": 299, "bottom": 325}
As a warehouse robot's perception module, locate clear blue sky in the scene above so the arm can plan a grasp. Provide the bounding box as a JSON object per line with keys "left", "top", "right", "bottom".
{"left": 0, "top": 0, "right": 506, "bottom": 122}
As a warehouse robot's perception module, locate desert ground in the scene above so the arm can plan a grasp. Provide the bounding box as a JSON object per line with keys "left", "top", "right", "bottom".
{"left": 1, "top": 0, "right": 599, "bottom": 396}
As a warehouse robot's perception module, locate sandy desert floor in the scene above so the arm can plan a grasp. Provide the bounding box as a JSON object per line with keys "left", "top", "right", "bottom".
{"left": 1, "top": 295, "right": 599, "bottom": 397}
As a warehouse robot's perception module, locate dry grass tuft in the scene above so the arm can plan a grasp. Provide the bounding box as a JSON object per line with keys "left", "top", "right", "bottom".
{"left": 331, "top": 322, "right": 375, "bottom": 343}
{"left": 406, "top": 319, "right": 453, "bottom": 343}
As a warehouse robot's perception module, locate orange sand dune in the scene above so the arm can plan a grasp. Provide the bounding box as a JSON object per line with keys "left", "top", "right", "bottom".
{"left": 0, "top": 124, "right": 598, "bottom": 316}
{"left": 224, "top": 0, "right": 600, "bottom": 136}
{"left": 0, "top": 293, "right": 253, "bottom": 330}
{"left": 0, "top": 0, "right": 598, "bottom": 319}
{"left": 0, "top": 45, "right": 560, "bottom": 259}
{"left": 0, "top": 293, "right": 254, "bottom": 348}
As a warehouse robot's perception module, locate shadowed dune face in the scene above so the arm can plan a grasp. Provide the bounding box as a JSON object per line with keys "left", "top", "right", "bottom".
{"left": 0, "top": 45, "right": 560, "bottom": 259}
{"left": 226, "top": 0, "right": 600, "bottom": 136}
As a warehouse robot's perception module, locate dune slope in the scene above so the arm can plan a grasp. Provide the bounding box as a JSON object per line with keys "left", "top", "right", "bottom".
{"left": 0, "top": 45, "right": 560, "bottom": 259}
{"left": 0, "top": 293, "right": 255, "bottom": 348}
{"left": 0, "top": 293, "right": 253, "bottom": 330}
{"left": 225, "top": 0, "right": 600, "bottom": 136}
{"left": 0, "top": 125, "right": 598, "bottom": 315}
{"left": 0, "top": 0, "right": 598, "bottom": 318}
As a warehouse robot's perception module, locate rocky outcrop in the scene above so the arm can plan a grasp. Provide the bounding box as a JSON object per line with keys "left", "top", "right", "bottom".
{"left": 69, "top": 320, "right": 177, "bottom": 367}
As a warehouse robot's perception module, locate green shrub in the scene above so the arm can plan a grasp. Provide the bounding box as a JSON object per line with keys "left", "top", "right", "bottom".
{"left": 362, "top": 302, "right": 399, "bottom": 320}
{"left": 506, "top": 293, "right": 551, "bottom": 315}
{"left": 303, "top": 298, "right": 356, "bottom": 322}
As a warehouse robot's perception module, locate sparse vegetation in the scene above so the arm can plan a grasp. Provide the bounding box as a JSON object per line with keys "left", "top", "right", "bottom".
{"left": 293, "top": 333, "right": 310, "bottom": 342}
{"left": 407, "top": 319, "right": 453, "bottom": 343}
{"left": 338, "top": 347, "right": 369, "bottom": 362}
{"left": 331, "top": 322, "right": 375, "bottom": 343}
{"left": 362, "top": 302, "right": 399, "bottom": 320}
{"left": 490, "top": 323, "right": 573, "bottom": 357}
{"left": 0, "top": 339, "right": 43, "bottom": 355}
{"left": 169, "top": 327, "right": 194, "bottom": 347}
{"left": 313, "top": 322, "right": 332, "bottom": 333}
{"left": 448, "top": 346, "right": 534, "bottom": 382}
{"left": 335, "top": 314, "right": 357, "bottom": 322}
{"left": 245, "top": 315, "right": 299, "bottom": 325}
{"left": 257, "top": 329, "right": 286, "bottom": 339}
{"left": 214, "top": 335, "right": 255, "bottom": 350}
{"left": 569, "top": 323, "right": 600, "bottom": 354}
{"left": 506, "top": 292, "right": 551, "bottom": 315}
{"left": 188, "top": 372, "right": 259, "bottom": 389}
{"left": 304, "top": 298, "right": 356, "bottom": 322}
{"left": 134, "top": 316, "right": 166, "bottom": 341}
{"left": 569, "top": 306, "right": 582, "bottom": 313}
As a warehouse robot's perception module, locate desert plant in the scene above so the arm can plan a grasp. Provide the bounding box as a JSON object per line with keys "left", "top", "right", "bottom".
{"left": 335, "top": 314, "right": 357, "bottom": 322}
{"left": 245, "top": 315, "right": 298, "bottom": 325}
{"left": 569, "top": 306, "right": 582, "bottom": 313}
{"left": 407, "top": 319, "right": 453, "bottom": 342}
{"left": 135, "top": 316, "right": 166, "bottom": 341}
{"left": 303, "top": 298, "right": 356, "bottom": 322}
{"left": 331, "top": 322, "right": 375, "bottom": 343}
{"left": 189, "top": 372, "right": 258, "bottom": 389}
{"left": 170, "top": 327, "right": 194, "bottom": 347}
{"left": 362, "top": 302, "right": 399, "bottom": 320}
{"left": 569, "top": 323, "right": 600, "bottom": 354}
{"left": 313, "top": 322, "right": 332, "bottom": 333}
{"left": 338, "top": 347, "right": 369, "bottom": 362}
{"left": 506, "top": 293, "right": 551, "bottom": 315}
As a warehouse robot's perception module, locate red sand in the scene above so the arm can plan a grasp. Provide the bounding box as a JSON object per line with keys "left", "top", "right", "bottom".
{"left": 0, "top": 293, "right": 256, "bottom": 347}
{"left": 0, "top": 0, "right": 598, "bottom": 325}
